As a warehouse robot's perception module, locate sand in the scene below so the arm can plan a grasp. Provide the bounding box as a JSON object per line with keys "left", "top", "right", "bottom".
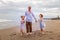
{"left": 0, "top": 20, "right": 60, "bottom": 40}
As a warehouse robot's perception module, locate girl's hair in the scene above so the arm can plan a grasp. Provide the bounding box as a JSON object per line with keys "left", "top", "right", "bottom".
{"left": 40, "top": 14, "right": 43, "bottom": 17}
{"left": 21, "top": 16, "right": 23, "bottom": 18}
{"left": 21, "top": 16, "right": 25, "bottom": 18}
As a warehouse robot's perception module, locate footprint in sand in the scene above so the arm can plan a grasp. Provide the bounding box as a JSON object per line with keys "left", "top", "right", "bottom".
{"left": 56, "top": 35, "right": 60, "bottom": 39}
{"left": 46, "top": 31, "right": 53, "bottom": 33}
{"left": 49, "top": 37, "right": 54, "bottom": 39}
{"left": 9, "top": 33, "right": 16, "bottom": 37}
{"left": 57, "top": 35, "right": 60, "bottom": 37}
{"left": 0, "top": 36, "right": 1, "bottom": 40}
{"left": 57, "top": 38, "right": 60, "bottom": 40}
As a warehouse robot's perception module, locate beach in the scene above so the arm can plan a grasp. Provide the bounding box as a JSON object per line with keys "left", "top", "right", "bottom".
{"left": 0, "top": 20, "right": 60, "bottom": 40}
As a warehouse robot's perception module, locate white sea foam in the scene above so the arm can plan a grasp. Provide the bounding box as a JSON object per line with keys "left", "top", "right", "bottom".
{"left": 0, "top": 19, "right": 14, "bottom": 22}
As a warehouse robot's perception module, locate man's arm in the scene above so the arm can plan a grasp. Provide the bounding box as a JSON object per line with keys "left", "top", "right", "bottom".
{"left": 25, "top": 11, "right": 27, "bottom": 16}
{"left": 32, "top": 13, "right": 37, "bottom": 22}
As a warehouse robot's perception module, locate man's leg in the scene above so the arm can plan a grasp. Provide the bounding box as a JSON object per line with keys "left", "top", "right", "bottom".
{"left": 29, "top": 22, "right": 32, "bottom": 32}
{"left": 26, "top": 21, "right": 29, "bottom": 33}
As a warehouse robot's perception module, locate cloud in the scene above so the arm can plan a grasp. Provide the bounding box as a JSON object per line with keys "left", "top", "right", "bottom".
{"left": 0, "top": 0, "right": 60, "bottom": 17}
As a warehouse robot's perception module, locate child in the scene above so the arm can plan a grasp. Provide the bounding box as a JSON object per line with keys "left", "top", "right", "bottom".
{"left": 20, "top": 16, "right": 25, "bottom": 36}
{"left": 39, "top": 14, "right": 45, "bottom": 34}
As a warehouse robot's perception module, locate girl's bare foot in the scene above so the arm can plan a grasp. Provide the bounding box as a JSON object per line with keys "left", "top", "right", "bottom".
{"left": 20, "top": 32, "right": 23, "bottom": 36}
{"left": 41, "top": 32, "right": 45, "bottom": 34}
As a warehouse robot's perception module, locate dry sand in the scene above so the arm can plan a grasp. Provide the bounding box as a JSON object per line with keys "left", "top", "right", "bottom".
{"left": 0, "top": 20, "right": 60, "bottom": 40}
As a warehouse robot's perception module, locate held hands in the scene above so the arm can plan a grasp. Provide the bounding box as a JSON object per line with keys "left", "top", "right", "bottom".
{"left": 35, "top": 19, "right": 37, "bottom": 22}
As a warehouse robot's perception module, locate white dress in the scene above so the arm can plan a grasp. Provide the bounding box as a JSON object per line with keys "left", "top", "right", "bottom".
{"left": 20, "top": 20, "right": 25, "bottom": 29}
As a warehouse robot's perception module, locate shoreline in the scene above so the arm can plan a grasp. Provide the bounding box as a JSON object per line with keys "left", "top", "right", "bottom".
{"left": 0, "top": 20, "right": 59, "bottom": 29}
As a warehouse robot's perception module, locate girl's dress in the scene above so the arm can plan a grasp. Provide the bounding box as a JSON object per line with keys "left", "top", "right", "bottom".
{"left": 20, "top": 20, "right": 25, "bottom": 30}
{"left": 39, "top": 19, "right": 45, "bottom": 29}
{"left": 40, "top": 20, "right": 44, "bottom": 29}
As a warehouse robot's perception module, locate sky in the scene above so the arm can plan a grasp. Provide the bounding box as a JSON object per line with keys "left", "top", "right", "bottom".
{"left": 0, "top": 0, "right": 60, "bottom": 20}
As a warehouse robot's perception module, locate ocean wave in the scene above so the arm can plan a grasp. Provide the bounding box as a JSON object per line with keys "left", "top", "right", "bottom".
{"left": 0, "top": 19, "right": 14, "bottom": 22}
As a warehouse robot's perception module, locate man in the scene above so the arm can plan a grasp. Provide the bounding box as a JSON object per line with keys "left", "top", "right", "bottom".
{"left": 25, "top": 6, "right": 37, "bottom": 35}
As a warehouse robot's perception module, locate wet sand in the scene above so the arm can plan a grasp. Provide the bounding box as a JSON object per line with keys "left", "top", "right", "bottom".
{"left": 0, "top": 20, "right": 60, "bottom": 40}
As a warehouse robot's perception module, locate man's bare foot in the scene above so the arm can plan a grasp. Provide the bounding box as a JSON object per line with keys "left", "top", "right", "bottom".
{"left": 29, "top": 33, "right": 32, "bottom": 35}
{"left": 26, "top": 33, "right": 29, "bottom": 35}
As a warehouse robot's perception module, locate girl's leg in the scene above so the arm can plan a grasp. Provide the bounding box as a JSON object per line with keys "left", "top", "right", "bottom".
{"left": 41, "top": 28, "right": 45, "bottom": 34}
{"left": 20, "top": 29, "right": 23, "bottom": 36}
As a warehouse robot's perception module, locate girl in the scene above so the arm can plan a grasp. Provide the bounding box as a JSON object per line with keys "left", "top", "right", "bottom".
{"left": 39, "top": 14, "right": 45, "bottom": 34}
{"left": 20, "top": 16, "right": 25, "bottom": 36}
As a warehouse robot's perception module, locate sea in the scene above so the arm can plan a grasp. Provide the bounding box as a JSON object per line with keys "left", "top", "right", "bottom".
{"left": 0, "top": 12, "right": 60, "bottom": 29}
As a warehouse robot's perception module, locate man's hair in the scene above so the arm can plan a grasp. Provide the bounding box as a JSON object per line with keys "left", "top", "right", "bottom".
{"left": 28, "top": 6, "right": 31, "bottom": 8}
